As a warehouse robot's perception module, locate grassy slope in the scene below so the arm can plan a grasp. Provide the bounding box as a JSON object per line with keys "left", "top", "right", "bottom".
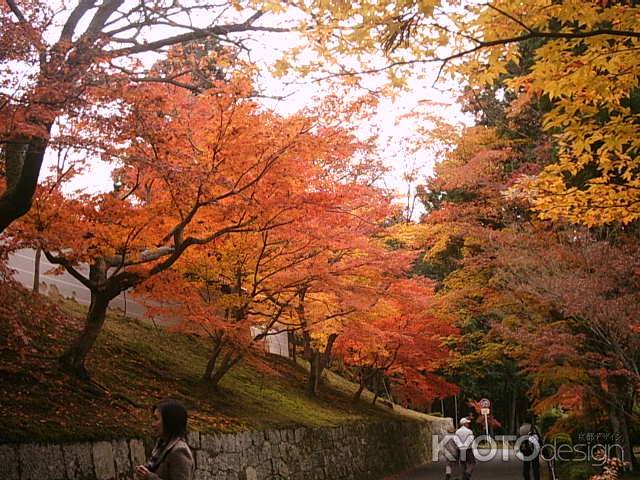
{"left": 0, "top": 284, "right": 435, "bottom": 444}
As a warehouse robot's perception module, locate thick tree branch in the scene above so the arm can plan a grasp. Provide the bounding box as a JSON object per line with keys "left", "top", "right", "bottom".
{"left": 149, "top": 218, "right": 258, "bottom": 278}
{"left": 0, "top": 135, "right": 50, "bottom": 233}
{"left": 43, "top": 250, "right": 95, "bottom": 290}
{"left": 109, "top": 15, "right": 289, "bottom": 57}
{"left": 59, "top": 0, "right": 96, "bottom": 41}
{"left": 84, "top": 0, "right": 124, "bottom": 37}
{"left": 5, "top": 0, "right": 27, "bottom": 23}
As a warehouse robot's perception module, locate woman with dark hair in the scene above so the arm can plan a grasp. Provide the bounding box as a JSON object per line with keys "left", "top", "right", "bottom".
{"left": 518, "top": 423, "right": 541, "bottom": 480}
{"left": 134, "top": 399, "right": 194, "bottom": 480}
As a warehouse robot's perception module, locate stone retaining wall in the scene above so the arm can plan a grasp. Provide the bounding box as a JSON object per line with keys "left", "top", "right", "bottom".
{"left": 0, "top": 438, "right": 146, "bottom": 480}
{"left": 1, "top": 419, "right": 449, "bottom": 480}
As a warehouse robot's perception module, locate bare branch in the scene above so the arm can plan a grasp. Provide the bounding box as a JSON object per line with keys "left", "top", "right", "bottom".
{"left": 486, "top": 3, "right": 534, "bottom": 33}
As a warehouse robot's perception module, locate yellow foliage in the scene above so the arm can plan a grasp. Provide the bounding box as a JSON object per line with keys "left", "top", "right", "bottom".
{"left": 280, "top": 0, "right": 639, "bottom": 225}
{"left": 383, "top": 223, "right": 432, "bottom": 248}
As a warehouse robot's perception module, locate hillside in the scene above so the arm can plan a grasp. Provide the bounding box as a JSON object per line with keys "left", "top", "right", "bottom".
{"left": 0, "top": 282, "right": 434, "bottom": 444}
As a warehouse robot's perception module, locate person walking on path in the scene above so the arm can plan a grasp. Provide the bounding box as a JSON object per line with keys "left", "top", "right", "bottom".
{"left": 517, "top": 423, "right": 541, "bottom": 480}
{"left": 135, "top": 399, "right": 195, "bottom": 480}
{"left": 455, "top": 417, "right": 476, "bottom": 480}
{"left": 442, "top": 424, "right": 460, "bottom": 480}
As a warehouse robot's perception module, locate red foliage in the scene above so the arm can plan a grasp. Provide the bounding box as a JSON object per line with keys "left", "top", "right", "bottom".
{"left": 0, "top": 279, "right": 72, "bottom": 354}
{"left": 335, "top": 276, "right": 459, "bottom": 408}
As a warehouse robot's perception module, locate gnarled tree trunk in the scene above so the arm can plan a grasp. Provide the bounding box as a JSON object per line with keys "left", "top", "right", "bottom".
{"left": 58, "top": 259, "right": 115, "bottom": 380}
{"left": 371, "top": 370, "right": 382, "bottom": 405}
{"left": 352, "top": 368, "right": 367, "bottom": 403}
{"left": 59, "top": 291, "right": 110, "bottom": 379}
{"left": 308, "top": 351, "right": 321, "bottom": 396}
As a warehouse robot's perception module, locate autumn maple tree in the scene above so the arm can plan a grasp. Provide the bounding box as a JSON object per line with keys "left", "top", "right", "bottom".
{"left": 492, "top": 228, "right": 640, "bottom": 467}
{"left": 130, "top": 103, "right": 389, "bottom": 391}
{"left": 335, "top": 276, "right": 457, "bottom": 408}
{"left": 394, "top": 95, "right": 545, "bottom": 429}
{"left": 266, "top": 186, "right": 408, "bottom": 397}
{"left": 1, "top": 0, "right": 384, "bottom": 232}
{"left": 10, "top": 72, "right": 354, "bottom": 381}
{"left": 3, "top": 0, "right": 639, "bottom": 230}
{"left": 289, "top": 242, "right": 394, "bottom": 397}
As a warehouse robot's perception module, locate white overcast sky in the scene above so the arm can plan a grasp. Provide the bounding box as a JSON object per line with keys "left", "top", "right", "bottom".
{"left": 37, "top": 3, "right": 473, "bottom": 217}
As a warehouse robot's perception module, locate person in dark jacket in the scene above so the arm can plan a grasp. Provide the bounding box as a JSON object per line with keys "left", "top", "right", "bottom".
{"left": 135, "top": 399, "right": 194, "bottom": 480}
{"left": 518, "top": 423, "right": 541, "bottom": 480}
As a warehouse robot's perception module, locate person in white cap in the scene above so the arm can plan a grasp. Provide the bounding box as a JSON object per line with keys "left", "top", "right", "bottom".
{"left": 455, "top": 417, "right": 476, "bottom": 480}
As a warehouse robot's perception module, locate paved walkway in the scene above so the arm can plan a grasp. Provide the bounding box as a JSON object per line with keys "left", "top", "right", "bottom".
{"left": 394, "top": 450, "right": 525, "bottom": 480}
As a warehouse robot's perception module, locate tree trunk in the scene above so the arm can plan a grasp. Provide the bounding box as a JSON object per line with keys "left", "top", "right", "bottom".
{"left": 308, "top": 352, "right": 320, "bottom": 396}
{"left": 208, "top": 350, "right": 242, "bottom": 391}
{"left": 382, "top": 376, "right": 394, "bottom": 405}
{"left": 609, "top": 402, "right": 634, "bottom": 471}
{"left": 202, "top": 334, "right": 242, "bottom": 390}
{"left": 618, "top": 409, "right": 634, "bottom": 472}
{"left": 353, "top": 381, "right": 366, "bottom": 403}
{"left": 302, "top": 330, "right": 312, "bottom": 358}
{"left": 59, "top": 292, "right": 109, "bottom": 379}
{"left": 372, "top": 371, "right": 381, "bottom": 405}
{"left": 32, "top": 246, "right": 42, "bottom": 293}
{"left": 289, "top": 331, "right": 296, "bottom": 362}
{"left": 606, "top": 378, "right": 636, "bottom": 471}
{"left": 352, "top": 369, "right": 367, "bottom": 403}
{"left": 59, "top": 259, "right": 114, "bottom": 380}
{"left": 316, "top": 333, "right": 337, "bottom": 384}
{"left": 202, "top": 336, "right": 224, "bottom": 382}
{"left": 0, "top": 133, "right": 50, "bottom": 233}
{"left": 510, "top": 387, "right": 517, "bottom": 435}
{"left": 307, "top": 333, "right": 338, "bottom": 397}
{"left": 301, "top": 327, "right": 318, "bottom": 395}
{"left": 624, "top": 397, "right": 639, "bottom": 471}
